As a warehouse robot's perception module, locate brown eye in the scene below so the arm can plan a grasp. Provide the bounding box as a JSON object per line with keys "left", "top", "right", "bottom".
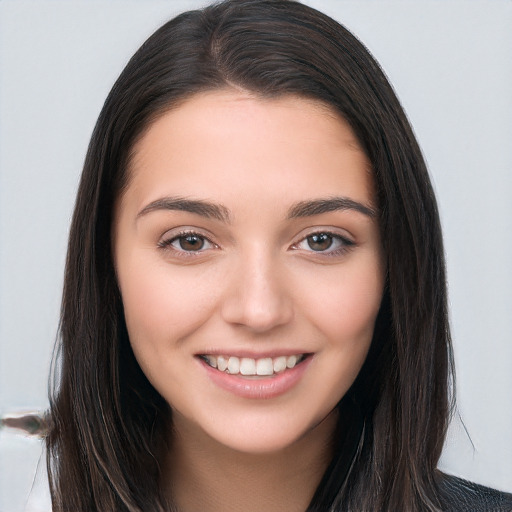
{"left": 158, "top": 231, "right": 215, "bottom": 254}
{"left": 292, "top": 231, "right": 354, "bottom": 256}
{"left": 178, "top": 234, "right": 205, "bottom": 251}
{"left": 307, "top": 233, "right": 333, "bottom": 251}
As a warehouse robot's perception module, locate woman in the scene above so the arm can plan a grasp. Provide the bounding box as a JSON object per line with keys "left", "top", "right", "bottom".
{"left": 43, "top": 1, "right": 511, "bottom": 511}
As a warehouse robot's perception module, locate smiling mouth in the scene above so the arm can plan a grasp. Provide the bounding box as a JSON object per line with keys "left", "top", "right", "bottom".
{"left": 198, "top": 354, "right": 308, "bottom": 376}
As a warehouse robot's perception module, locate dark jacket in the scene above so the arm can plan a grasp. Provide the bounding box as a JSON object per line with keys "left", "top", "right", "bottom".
{"left": 439, "top": 474, "right": 512, "bottom": 512}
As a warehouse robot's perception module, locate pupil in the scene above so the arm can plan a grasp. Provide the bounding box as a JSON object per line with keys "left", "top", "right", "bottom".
{"left": 180, "top": 235, "right": 204, "bottom": 251}
{"left": 307, "top": 233, "right": 332, "bottom": 251}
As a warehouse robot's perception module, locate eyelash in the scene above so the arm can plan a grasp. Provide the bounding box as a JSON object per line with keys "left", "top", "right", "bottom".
{"left": 157, "top": 230, "right": 217, "bottom": 257}
{"left": 158, "top": 230, "right": 355, "bottom": 258}
{"left": 291, "top": 231, "right": 355, "bottom": 257}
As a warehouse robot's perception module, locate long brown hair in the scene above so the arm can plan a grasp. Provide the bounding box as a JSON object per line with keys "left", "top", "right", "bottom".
{"left": 48, "top": 1, "right": 454, "bottom": 510}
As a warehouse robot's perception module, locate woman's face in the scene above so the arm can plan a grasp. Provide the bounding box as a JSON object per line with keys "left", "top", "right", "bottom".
{"left": 113, "top": 90, "right": 384, "bottom": 453}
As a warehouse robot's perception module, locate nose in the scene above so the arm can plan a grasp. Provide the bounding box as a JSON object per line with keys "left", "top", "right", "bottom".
{"left": 220, "top": 251, "right": 294, "bottom": 333}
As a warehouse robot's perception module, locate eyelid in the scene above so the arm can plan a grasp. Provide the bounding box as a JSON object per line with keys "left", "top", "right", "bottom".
{"left": 289, "top": 228, "right": 355, "bottom": 256}
{"left": 157, "top": 228, "right": 218, "bottom": 255}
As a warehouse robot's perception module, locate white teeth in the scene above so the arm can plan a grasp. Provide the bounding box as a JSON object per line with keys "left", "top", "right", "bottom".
{"left": 286, "top": 355, "right": 298, "bottom": 368}
{"left": 227, "top": 356, "right": 240, "bottom": 374}
{"left": 202, "top": 354, "right": 304, "bottom": 376}
{"left": 256, "top": 358, "right": 274, "bottom": 376}
{"left": 203, "top": 355, "right": 217, "bottom": 368}
{"left": 273, "top": 356, "right": 287, "bottom": 373}
{"left": 217, "top": 356, "right": 228, "bottom": 372}
{"left": 240, "top": 358, "right": 256, "bottom": 375}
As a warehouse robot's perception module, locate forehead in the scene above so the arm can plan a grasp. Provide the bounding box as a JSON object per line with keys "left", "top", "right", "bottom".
{"left": 132, "top": 89, "right": 365, "bottom": 155}
{"left": 122, "top": 89, "right": 375, "bottom": 214}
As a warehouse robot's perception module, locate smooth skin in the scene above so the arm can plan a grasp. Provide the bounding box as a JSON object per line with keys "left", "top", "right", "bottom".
{"left": 113, "top": 90, "right": 385, "bottom": 512}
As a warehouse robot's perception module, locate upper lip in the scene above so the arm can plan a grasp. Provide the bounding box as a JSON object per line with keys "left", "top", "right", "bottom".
{"left": 195, "top": 350, "right": 312, "bottom": 359}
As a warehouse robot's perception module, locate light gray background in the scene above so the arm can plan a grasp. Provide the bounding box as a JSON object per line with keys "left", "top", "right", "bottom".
{"left": 1, "top": 1, "right": 511, "bottom": 510}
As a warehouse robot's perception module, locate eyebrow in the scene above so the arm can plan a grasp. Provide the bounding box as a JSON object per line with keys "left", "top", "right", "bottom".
{"left": 137, "top": 197, "right": 231, "bottom": 223}
{"left": 287, "top": 197, "right": 376, "bottom": 219}
{"left": 136, "top": 195, "right": 376, "bottom": 223}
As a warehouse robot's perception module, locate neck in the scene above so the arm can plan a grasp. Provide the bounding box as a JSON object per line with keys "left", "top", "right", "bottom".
{"left": 163, "top": 410, "right": 339, "bottom": 512}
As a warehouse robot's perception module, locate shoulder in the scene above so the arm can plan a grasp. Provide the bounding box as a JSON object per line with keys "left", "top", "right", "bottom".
{"left": 437, "top": 473, "right": 512, "bottom": 512}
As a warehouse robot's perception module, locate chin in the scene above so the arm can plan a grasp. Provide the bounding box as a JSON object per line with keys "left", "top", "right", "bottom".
{"left": 189, "top": 404, "right": 338, "bottom": 455}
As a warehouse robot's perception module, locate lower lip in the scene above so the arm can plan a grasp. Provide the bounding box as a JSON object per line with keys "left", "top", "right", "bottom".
{"left": 199, "top": 356, "right": 312, "bottom": 399}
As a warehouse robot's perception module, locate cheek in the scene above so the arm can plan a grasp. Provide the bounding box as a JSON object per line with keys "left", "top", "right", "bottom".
{"left": 301, "top": 262, "right": 383, "bottom": 410}
{"left": 297, "top": 254, "right": 383, "bottom": 398}
{"left": 302, "top": 259, "right": 383, "bottom": 345}
{"left": 117, "top": 257, "right": 219, "bottom": 359}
